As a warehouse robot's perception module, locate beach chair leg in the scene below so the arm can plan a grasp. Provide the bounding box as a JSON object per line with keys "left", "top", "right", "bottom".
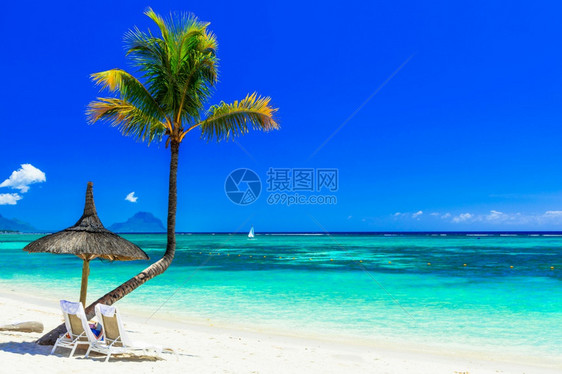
{"left": 50, "top": 341, "right": 59, "bottom": 355}
{"left": 69, "top": 344, "right": 78, "bottom": 358}
{"left": 85, "top": 345, "right": 91, "bottom": 358}
{"left": 105, "top": 352, "right": 112, "bottom": 363}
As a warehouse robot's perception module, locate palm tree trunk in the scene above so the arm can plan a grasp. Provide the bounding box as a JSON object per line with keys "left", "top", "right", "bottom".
{"left": 37, "top": 140, "right": 180, "bottom": 345}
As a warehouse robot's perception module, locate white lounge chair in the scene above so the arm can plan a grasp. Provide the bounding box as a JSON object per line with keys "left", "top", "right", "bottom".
{"left": 87, "top": 303, "right": 163, "bottom": 362}
{"left": 51, "top": 300, "right": 101, "bottom": 357}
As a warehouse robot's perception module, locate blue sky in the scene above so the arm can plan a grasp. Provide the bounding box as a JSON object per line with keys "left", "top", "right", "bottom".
{"left": 2, "top": 1, "right": 562, "bottom": 232}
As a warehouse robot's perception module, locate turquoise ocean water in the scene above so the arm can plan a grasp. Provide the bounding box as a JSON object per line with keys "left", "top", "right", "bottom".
{"left": 0, "top": 233, "right": 561, "bottom": 359}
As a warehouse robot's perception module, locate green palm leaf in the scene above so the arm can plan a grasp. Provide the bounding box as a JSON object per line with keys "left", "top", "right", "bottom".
{"left": 87, "top": 98, "right": 166, "bottom": 143}
{"left": 196, "top": 93, "right": 279, "bottom": 142}
{"left": 90, "top": 69, "right": 168, "bottom": 127}
{"left": 87, "top": 7, "right": 278, "bottom": 145}
{"left": 123, "top": 8, "right": 217, "bottom": 125}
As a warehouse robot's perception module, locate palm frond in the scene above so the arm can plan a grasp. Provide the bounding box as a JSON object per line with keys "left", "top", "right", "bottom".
{"left": 86, "top": 98, "right": 167, "bottom": 143}
{"left": 174, "top": 51, "right": 218, "bottom": 124}
{"left": 196, "top": 93, "right": 279, "bottom": 142}
{"left": 87, "top": 9, "right": 279, "bottom": 146}
{"left": 90, "top": 69, "right": 169, "bottom": 129}
{"left": 123, "top": 10, "right": 219, "bottom": 128}
{"left": 144, "top": 7, "right": 170, "bottom": 43}
{"left": 124, "top": 28, "right": 174, "bottom": 106}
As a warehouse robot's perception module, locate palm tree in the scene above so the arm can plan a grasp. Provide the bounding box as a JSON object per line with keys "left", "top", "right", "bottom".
{"left": 37, "top": 8, "right": 279, "bottom": 345}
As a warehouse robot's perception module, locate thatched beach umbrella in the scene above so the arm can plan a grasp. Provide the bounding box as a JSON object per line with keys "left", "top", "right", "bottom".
{"left": 23, "top": 182, "right": 149, "bottom": 306}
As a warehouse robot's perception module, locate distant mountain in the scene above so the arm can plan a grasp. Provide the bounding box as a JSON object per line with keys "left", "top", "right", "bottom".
{"left": 0, "top": 214, "right": 37, "bottom": 232}
{"left": 108, "top": 212, "right": 165, "bottom": 233}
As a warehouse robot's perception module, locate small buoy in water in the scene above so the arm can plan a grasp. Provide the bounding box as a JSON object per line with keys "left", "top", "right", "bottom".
{"left": 330, "top": 259, "right": 333, "bottom": 261}
{"left": 427, "top": 262, "right": 431, "bottom": 266}
{"left": 227, "top": 254, "right": 230, "bottom": 256}
{"left": 510, "top": 265, "right": 514, "bottom": 269}
{"left": 238, "top": 254, "right": 241, "bottom": 257}
{"left": 279, "top": 256, "right": 282, "bottom": 259}
{"left": 551, "top": 266, "right": 554, "bottom": 270}
{"left": 463, "top": 264, "right": 467, "bottom": 267}
{"left": 360, "top": 260, "right": 363, "bottom": 263}
{"left": 250, "top": 255, "right": 253, "bottom": 258}
{"left": 309, "top": 258, "right": 312, "bottom": 260}
{"left": 388, "top": 261, "right": 392, "bottom": 264}
{"left": 292, "top": 257, "right": 296, "bottom": 260}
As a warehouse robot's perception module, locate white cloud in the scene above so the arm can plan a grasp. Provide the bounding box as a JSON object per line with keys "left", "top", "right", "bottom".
{"left": 448, "top": 210, "right": 562, "bottom": 225}
{"left": 392, "top": 211, "right": 424, "bottom": 219}
{"left": 0, "top": 193, "right": 22, "bottom": 205}
{"left": 412, "top": 210, "right": 423, "bottom": 219}
{"left": 486, "top": 210, "right": 504, "bottom": 221}
{"left": 390, "top": 208, "right": 562, "bottom": 226}
{"left": 125, "top": 192, "right": 138, "bottom": 203}
{"left": 452, "top": 213, "right": 473, "bottom": 223}
{"left": 0, "top": 164, "right": 46, "bottom": 193}
{"left": 536, "top": 211, "right": 562, "bottom": 225}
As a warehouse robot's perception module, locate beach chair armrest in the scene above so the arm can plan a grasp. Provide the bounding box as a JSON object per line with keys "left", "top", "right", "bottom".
{"left": 107, "top": 336, "right": 122, "bottom": 348}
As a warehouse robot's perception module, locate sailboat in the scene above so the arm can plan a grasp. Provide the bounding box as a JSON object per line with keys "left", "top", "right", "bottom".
{"left": 248, "top": 226, "right": 255, "bottom": 239}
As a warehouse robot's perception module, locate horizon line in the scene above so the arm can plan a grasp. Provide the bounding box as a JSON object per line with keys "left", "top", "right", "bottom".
{"left": 5, "top": 230, "right": 562, "bottom": 235}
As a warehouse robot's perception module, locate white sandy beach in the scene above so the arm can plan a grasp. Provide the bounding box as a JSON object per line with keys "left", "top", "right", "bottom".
{"left": 0, "top": 291, "right": 560, "bottom": 374}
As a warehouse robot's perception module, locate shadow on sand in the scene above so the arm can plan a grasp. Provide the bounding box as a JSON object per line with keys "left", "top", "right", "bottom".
{"left": 0, "top": 341, "right": 51, "bottom": 356}
{"left": 0, "top": 340, "right": 190, "bottom": 362}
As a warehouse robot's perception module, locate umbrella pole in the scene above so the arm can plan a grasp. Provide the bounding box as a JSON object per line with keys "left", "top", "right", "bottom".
{"left": 79, "top": 259, "right": 90, "bottom": 306}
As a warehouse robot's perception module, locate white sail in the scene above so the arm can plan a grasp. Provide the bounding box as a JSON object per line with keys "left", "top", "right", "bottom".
{"left": 248, "top": 226, "right": 255, "bottom": 238}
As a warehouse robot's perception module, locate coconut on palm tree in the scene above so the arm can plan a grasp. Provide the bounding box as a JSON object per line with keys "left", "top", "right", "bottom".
{"left": 37, "top": 8, "right": 279, "bottom": 345}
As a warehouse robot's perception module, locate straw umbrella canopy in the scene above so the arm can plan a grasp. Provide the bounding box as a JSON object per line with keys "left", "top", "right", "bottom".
{"left": 23, "top": 182, "right": 149, "bottom": 306}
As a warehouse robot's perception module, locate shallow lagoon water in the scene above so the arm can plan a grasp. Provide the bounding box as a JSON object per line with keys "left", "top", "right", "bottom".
{"left": 1, "top": 233, "right": 560, "bottom": 358}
